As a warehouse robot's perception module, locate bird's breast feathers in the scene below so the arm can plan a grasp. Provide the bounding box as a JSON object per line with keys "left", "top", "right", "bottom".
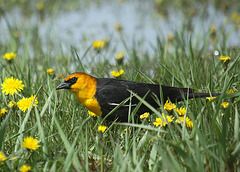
{"left": 72, "top": 90, "right": 102, "bottom": 116}
{"left": 84, "top": 97, "right": 102, "bottom": 116}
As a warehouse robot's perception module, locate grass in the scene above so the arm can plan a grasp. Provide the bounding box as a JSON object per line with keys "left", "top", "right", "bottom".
{"left": 0, "top": 0, "right": 240, "bottom": 171}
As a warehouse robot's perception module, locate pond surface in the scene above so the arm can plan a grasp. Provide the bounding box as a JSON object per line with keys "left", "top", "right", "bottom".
{"left": 1, "top": 1, "right": 239, "bottom": 62}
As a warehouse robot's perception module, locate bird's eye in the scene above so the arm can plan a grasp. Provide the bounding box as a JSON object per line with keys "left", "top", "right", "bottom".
{"left": 67, "top": 77, "right": 78, "bottom": 84}
{"left": 71, "top": 77, "right": 77, "bottom": 83}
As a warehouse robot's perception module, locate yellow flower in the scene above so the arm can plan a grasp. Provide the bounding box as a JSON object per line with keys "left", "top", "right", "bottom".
{"left": 231, "top": 12, "right": 240, "bottom": 23}
{"left": 14, "top": 30, "right": 20, "bottom": 38}
{"left": 227, "top": 89, "right": 236, "bottom": 94}
{"left": 153, "top": 114, "right": 174, "bottom": 128}
{"left": 186, "top": 118, "right": 193, "bottom": 129}
{"left": 0, "top": 152, "right": 6, "bottom": 164}
{"left": 210, "top": 25, "right": 216, "bottom": 35}
{"left": 111, "top": 69, "right": 124, "bottom": 77}
{"left": 175, "top": 116, "right": 193, "bottom": 129}
{"left": 17, "top": 95, "right": 38, "bottom": 112}
{"left": 88, "top": 110, "right": 97, "bottom": 117}
{"left": 140, "top": 112, "right": 150, "bottom": 119}
{"left": 0, "top": 108, "right": 8, "bottom": 117}
{"left": 36, "top": 2, "right": 44, "bottom": 11}
{"left": 1, "top": 77, "right": 24, "bottom": 95}
{"left": 46, "top": 68, "right": 55, "bottom": 76}
{"left": 221, "top": 102, "right": 229, "bottom": 109}
{"left": 151, "top": 135, "right": 161, "bottom": 142}
{"left": 219, "top": 56, "right": 231, "bottom": 63}
{"left": 8, "top": 100, "right": 17, "bottom": 108}
{"left": 19, "top": 165, "right": 31, "bottom": 172}
{"left": 3, "top": 52, "right": 16, "bottom": 61}
{"left": 176, "top": 107, "right": 186, "bottom": 116}
{"left": 175, "top": 116, "right": 184, "bottom": 124}
{"left": 206, "top": 97, "right": 216, "bottom": 101}
{"left": 115, "top": 22, "right": 122, "bottom": 32}
{"left": 123, "top": 128, "right": 131, "bottom": 134}
{"left": 164, "top": 100, "right": 176, "bottom": 112}
{"left": 98, "top": 125, "right": 107, "bottom": 133}
{"left": 22, "top": 136, "right": 40, "bottom": 151}
{"left": 167, "top": 34, "right": 174, "bottom": 41}
{"left": 115, "top": 51, "right": 125, "bottom": 64}
{"left": 92, "top": 40, "right": 105, "bottom": 50}
{"left": 115, "top": 51, "right": 125, "bottom": 60}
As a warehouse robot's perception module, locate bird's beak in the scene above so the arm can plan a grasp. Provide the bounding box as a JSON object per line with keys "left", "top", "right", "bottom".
{"left": 56, "top": 81, "right": 71, "bottom": 90}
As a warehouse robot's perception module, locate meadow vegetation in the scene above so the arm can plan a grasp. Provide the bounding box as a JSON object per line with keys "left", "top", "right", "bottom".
{"left": 0, "top": 0, "right": 240, "bottom": 171}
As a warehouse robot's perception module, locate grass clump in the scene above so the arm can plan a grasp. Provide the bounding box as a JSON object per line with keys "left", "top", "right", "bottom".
{"left": 0, "top": 1, "right": 240, "bottom": 171}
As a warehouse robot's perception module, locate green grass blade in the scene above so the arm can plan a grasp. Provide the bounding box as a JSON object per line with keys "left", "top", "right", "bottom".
{"left": 0, "top": 109, "right": 11, "bottom": 149}
{"left": 53, "top": 112, "right": 82, "bottom": 171}
{"left": 34, "top": 90, "right": 53, "bottom": 159}
{"left": 63, "top": 116, "right": 91, "bottom": 171}
{"left": 234, "top": 104, "right": 239, "bottom": 142}
{"left": 14, "top": 86, "right": 42, "bottom": 152}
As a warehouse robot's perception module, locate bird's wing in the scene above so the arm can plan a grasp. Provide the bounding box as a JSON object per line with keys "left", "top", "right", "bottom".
{"left": 95, "top": 78, "right": 160, "bottom": 110}
{"left": 95, "top": 78, "right": 133, "bottom": 107}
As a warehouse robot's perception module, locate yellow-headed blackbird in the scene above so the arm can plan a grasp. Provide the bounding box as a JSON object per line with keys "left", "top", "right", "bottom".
{"left": 56, "top": 72, "right": 220, "bottom": 122}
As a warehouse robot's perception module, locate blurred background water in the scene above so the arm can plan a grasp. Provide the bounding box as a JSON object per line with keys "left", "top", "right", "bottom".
{"left": 0, "top": 0, "right": 239, "bottom": 64}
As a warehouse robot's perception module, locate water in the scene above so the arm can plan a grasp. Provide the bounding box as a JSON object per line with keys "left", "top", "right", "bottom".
{"left": 0, "top": 1, "right": 239, "bottom": 63}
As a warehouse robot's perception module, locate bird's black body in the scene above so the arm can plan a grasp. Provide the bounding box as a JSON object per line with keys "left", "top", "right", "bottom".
{"left": 56, "top": 72, "right": 221, "bottom": 122}
{"left": 95, "top": 78, "right": 219, "bottom": 122}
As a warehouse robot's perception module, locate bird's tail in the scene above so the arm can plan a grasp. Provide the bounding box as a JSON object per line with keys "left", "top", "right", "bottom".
{"left": 160, "top": 85, "right": 221, "bottom": 102}
{"left": 174, "top": 92, "right": 221, "bottom": 102}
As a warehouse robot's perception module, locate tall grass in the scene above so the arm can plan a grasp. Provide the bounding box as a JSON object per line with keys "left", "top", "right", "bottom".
{"left": 0, "top": 1, "right": 240, "bottom": 171}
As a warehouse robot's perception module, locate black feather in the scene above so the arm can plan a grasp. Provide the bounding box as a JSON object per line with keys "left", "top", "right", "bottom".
{"left": 95, "top": 78, "right": 220, "bottom": 122}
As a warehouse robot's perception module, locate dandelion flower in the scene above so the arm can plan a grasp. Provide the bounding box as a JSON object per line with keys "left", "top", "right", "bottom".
{"left": 123, "top": 128, "right": 131, "bottom": 134}
{"left": 175, "top": 116, "right": 193, "bottom": 129}
{"left": 221, "top": 102, "right": 229, "bottom": 109}
{"left": 110, "top": 69, "right": 124, "bottom": 77}
{"left": 115, "top": 51, "right": 125, "bottom": 60}
{"left": 19, "top": 165, "right": 31, "bottom": 172}
{"left": 0, "top": 108, "right": 8, "bottom": 117}
{"left": 1, "top": 77, "right": 24, "bottom": 95}
{"left": 176, "top": 107, "right": 186, "bottom": 116}
{"left": 164, "top": 100, "right": 176, "bottom": 112}
{"left": 8, "top": 100, "right": 17, "bottom": 108}
{"left": 175, "top": 116, "right": 184, "bottom": 124}
{"left": 185, "top": 117, "right": 193, "bottom": 129}
{"left": 0, "top": 152, "right": 6, "bottom": 164}
{"left": 36, "top": 2, "right": 44, "bottom": 11}
{"left": 153, "top": 118, "right": 162, "bottom": 127}
{"left": 3, "top": 52, "right": 16, "bottom": 61}
{"left": 227, "top": 89, "right": 236, "bottom": 94}
{"left": 206, "top": 97, "right": 216, "bottom": 101}
{"left": 47, "top": 68, "right": 55, "bottom": 76}
{"left": 115, "top": 51, "right": 125, "bottom": 64}
{"left": 88, "top": 110, "right": 97, "bottom": 117}
{"left": 17, "top": 95, "right": 38, "bottom": 112}
{"left": 151, "top": 135, "right": 161, "bottom": 142}
{"left": 140, "top": 112, "right": 150, "bottom": 119}
{"left": 22, "top": 136, "right": 40, "bottom": 151}
{"left": 219, "top": 56, "right": 231, "bottom": 63}
{"left": 167, "top": 34, "right": 174, "bottom": 41}
{"left": 153, "top": 114, "right": 174, "bottom": 128}
{"left": 98, "top": 125, "right": 107, "bottom": 133}
{"left": 92, "top": 40, "right": 105, "bottom": 50}
{"left": 115, "top": 22, "right": 122, "bottom": 32}
{"left": 231, "top": 12, "right": 240, "bottom": 23}
{"left": 210, "top": 25, "right": 216, "bottom": 36}
{"left": 14, "top": 30, "right": 20, "bottom": 38}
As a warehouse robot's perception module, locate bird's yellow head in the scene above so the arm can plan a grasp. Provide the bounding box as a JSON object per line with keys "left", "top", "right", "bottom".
{"left": 56, "top": 72, "right": 97, "bottom": 99}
